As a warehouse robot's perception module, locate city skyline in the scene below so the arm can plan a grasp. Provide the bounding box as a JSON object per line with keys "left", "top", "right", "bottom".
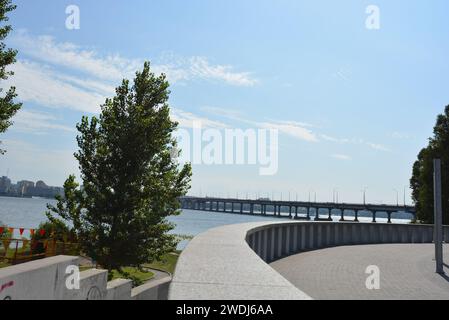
{"left": 0, "top": 1, "right": 448, "bottom": 204}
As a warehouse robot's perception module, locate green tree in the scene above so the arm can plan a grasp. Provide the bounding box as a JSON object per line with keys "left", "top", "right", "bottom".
{"left": 410, "top": 105, "right": 449, "bottom": 224}
{"left": 0, "top": 0, "right": 21, "bottom": 154}
{"left": 47, "top": 62, "right": 192, "bottom": 274}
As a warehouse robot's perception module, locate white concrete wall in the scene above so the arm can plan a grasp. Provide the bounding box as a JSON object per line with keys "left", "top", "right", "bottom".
{"left": 170, "top": 221, "right": 448, "bottom": 300}
{"left": 0, "top": 256, "right": 171, "bottom": 300}
{"left": 0, "top": 256, "right": 79, "bottom": 300}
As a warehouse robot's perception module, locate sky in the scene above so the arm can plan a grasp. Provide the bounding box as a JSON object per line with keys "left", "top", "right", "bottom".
{"left": 0, "top": 0, "right": 448, "bottom": 204}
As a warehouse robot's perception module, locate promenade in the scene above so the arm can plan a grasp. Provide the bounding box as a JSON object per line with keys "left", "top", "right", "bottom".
{"left": 271, "top": 243, "right": 449, "bottom": 300}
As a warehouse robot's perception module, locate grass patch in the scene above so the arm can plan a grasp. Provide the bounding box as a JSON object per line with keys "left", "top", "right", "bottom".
{"left": 111, "top": 267, "right": 154, "bottom": 286}
{"left": 78, "top": 266, "right": 154, "bottom": 285}
{"left": 0, "top": 260, "right": 11, "bottom": 269}
{"left": 143, "top": 251, "right": 181, "bottom": 275}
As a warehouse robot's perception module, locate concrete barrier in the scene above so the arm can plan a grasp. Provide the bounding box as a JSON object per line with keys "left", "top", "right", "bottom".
{"left": 246, "top": 222, "right": 446, "bottom": 263}
{"left": 170, "top": 221, "right": 448, "bottom": 300}
{"left": 0, "top": 256, "right": 79, "bottom": 300}
{"left": 169, "top": 222, "right": 312, "bottom": 300}
{"left": 0, "top": 256, "right": 171, "bottom": 300}
{"left": 132, "top": 277, "right": 171, "bottom": 300}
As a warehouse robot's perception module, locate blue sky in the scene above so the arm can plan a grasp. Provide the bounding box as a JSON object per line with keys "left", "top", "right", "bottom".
{"left": 1, "top": 0, "right": 448, "bottom": 204}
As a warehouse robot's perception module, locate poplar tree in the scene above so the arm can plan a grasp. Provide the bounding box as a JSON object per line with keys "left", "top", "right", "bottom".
{"left": 47, "top": 62, "right": 192, "bottom": 274}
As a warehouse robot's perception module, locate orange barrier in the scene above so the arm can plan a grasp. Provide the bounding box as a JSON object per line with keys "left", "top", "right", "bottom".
{"left": 0, "top": 238, "right": 79, "bottom": 265}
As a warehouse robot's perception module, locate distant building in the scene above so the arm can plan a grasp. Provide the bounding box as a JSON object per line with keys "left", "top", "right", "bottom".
{"left": 16, "top": 180, "right": 35, "bottom": 196}
{"left": 0, "top": 176, "right": 12, "bottom": 194}
{"left": 0, "top": 178, "right": 63, "bottom": 199}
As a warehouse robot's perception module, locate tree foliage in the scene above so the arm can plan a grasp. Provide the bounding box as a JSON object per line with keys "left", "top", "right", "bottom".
{"left": 410, "top": 105, "right": 449, "bottom": 224}
{"left": 47, "top": 62, "right": 192, "bottom": 272}
{"left": 0, "top": 0, "right": 21, "bottom": 154}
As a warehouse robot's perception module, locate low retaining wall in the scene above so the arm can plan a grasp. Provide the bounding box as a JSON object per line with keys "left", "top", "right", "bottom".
{"left": 169, "top": 221, "right": 448, "bottom": 300}
{"left": 247, "top": 222, "right": 448, "bottom": 263}
{"left": 0, "top": 256, "right": 171, "bottom": 300}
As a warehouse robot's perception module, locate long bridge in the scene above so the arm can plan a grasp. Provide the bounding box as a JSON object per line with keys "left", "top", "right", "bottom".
{"left": 179, "top": 196, "right": 416, "bottom": 223}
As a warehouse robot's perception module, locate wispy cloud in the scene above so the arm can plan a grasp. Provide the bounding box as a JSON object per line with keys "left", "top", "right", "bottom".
{"left": 391, "top": 131, "right": 411, "bottom": 140}
{"left": 320, "top": 134, "right": 389, "bottom": 152}
{"left": 189, "top": 57, "right": 257, "bottom": 86}
{"left": 3, "top": 31, "right": 258, "bottom": 128}
{"left": 258, "top": 120, "right": 319, "bottom": 142}
{"left": 170, "top": 108, "right": 228, "bottom": 129}
{"left": 203, "top": 106, "right": 390, "bottom": 150}
{"left": 11, "top": 30, "right": 257, "bottom": 87}
{"left": 331, "top": 154, "right": 352, "bottom": 161}
{"left": 4, "top": 60, "right": 105, "bottom": 113}
{"left": 202, "top": 106, "right": 318, "bottom": 142}
{"left": 11, "top": 109, "right": 75, "bottom": 134}
{"left": 11, "top": 30, "right": 142, "bottom": 81}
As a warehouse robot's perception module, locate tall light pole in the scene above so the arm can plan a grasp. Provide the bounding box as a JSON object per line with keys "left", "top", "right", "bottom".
{"left": 361, "top": 187, "right": 368, "bottom": 205}
{"left": 393, "top": 188, "right": 399, "bottom": 206}
{"left": 333, "top": 188, "right": 339, "bottom": 204}
{"left": 309, "top": 189, "right": 316, "bottom": 203}
{"left": 403, "top": 186, "right": 407, "bottom": 207}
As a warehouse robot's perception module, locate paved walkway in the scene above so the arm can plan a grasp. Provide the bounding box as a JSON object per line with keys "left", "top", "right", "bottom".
{"left": 270, "top": 244, "right": 449, "bottom": 300}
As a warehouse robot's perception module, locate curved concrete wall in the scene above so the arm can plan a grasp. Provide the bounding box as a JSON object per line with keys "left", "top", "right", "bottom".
{"left": 246, "top": 222, "right": 448, "bottom": 263}
{"left": 169, "top": 221, "right": 448, "bottom": 300}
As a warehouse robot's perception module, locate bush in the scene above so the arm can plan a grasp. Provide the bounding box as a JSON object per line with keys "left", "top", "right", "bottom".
{"left": 31, "top": 220, "right": 71, "bottom": 254}
{"left": 0, "top": 221, "right": 12, "bottom": 239}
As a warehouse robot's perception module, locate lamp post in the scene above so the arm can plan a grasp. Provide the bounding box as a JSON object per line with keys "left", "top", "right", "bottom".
{"left": 309, "top": 189, "right": 316, "bottom": 203}
{"left": 333, "top": 188, "right": 339, "bottom": 204}
{"left": 403, "top": 186, "right": 407, "bottom": 207}
{"left": 433, "top": 159, "right": 443, "bottom": 274}
{"left": 361, "top": 187, "right": 368, "bottom": 206}
{"left": 393, "top": 189, "right": 399, "bottom": 206}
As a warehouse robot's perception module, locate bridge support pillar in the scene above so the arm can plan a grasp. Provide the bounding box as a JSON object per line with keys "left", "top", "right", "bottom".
{"left": 306, "top": 207, "right": 311, "bottom": 220}
{"left": 314, "top": 208, "right": 320, "bottom": 221}
{"left": 372, "top": 211, "right": 377, "bottom": 223}
{"left": 387, "top": 212, "right": 392, "bottom": 223}
{"left": 289, "top": 206, "right": 292, "bottom": 219}
{"left": 327, "top": 209, "right": 332, "bottom": 221}
{"left": 340, "top": 209, "right": 345, "bottom": 222}
{"left": 354, "top": 210, "right": 359, "bottom": 222}
{"left": 295, "top": 206, "right": 298, "bottom": 219}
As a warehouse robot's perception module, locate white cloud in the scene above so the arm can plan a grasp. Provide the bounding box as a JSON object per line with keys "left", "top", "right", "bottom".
{"left": 189, "top": 57, "right": 257, "bottom": 86}
{"left": 203, "top": 106, "right": 390, "bottom": 149}
{"left": 320, "top": 134, "right": 389, "bottom": 152}
{"left": 366, "top": 142, "right": 390, "bottom": 152}
{"left": 11, "top": 109, "right": 75, "bottom": 134}
{"left": 171, "top": 109, "right": 228, "bottom": 129}
{"left": 391, "top": 131, "right": 411, "bottom": 140}
{"left": 202, "top": 106, "right": 318, "bottom": 142}
{"left": 11, "top": 31, "right": 140, "bottom": 81}
{"left": 11, "top": 31, "right": 258, "bottom": 87}
{"left": 258, "top": 120, "right": 318, "bottom": 142}
{"left": 331, "top": 154, "right": 352, "bottom": 161}
{"left": 4, "top": 60, "right": 105, "bottom": 114}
